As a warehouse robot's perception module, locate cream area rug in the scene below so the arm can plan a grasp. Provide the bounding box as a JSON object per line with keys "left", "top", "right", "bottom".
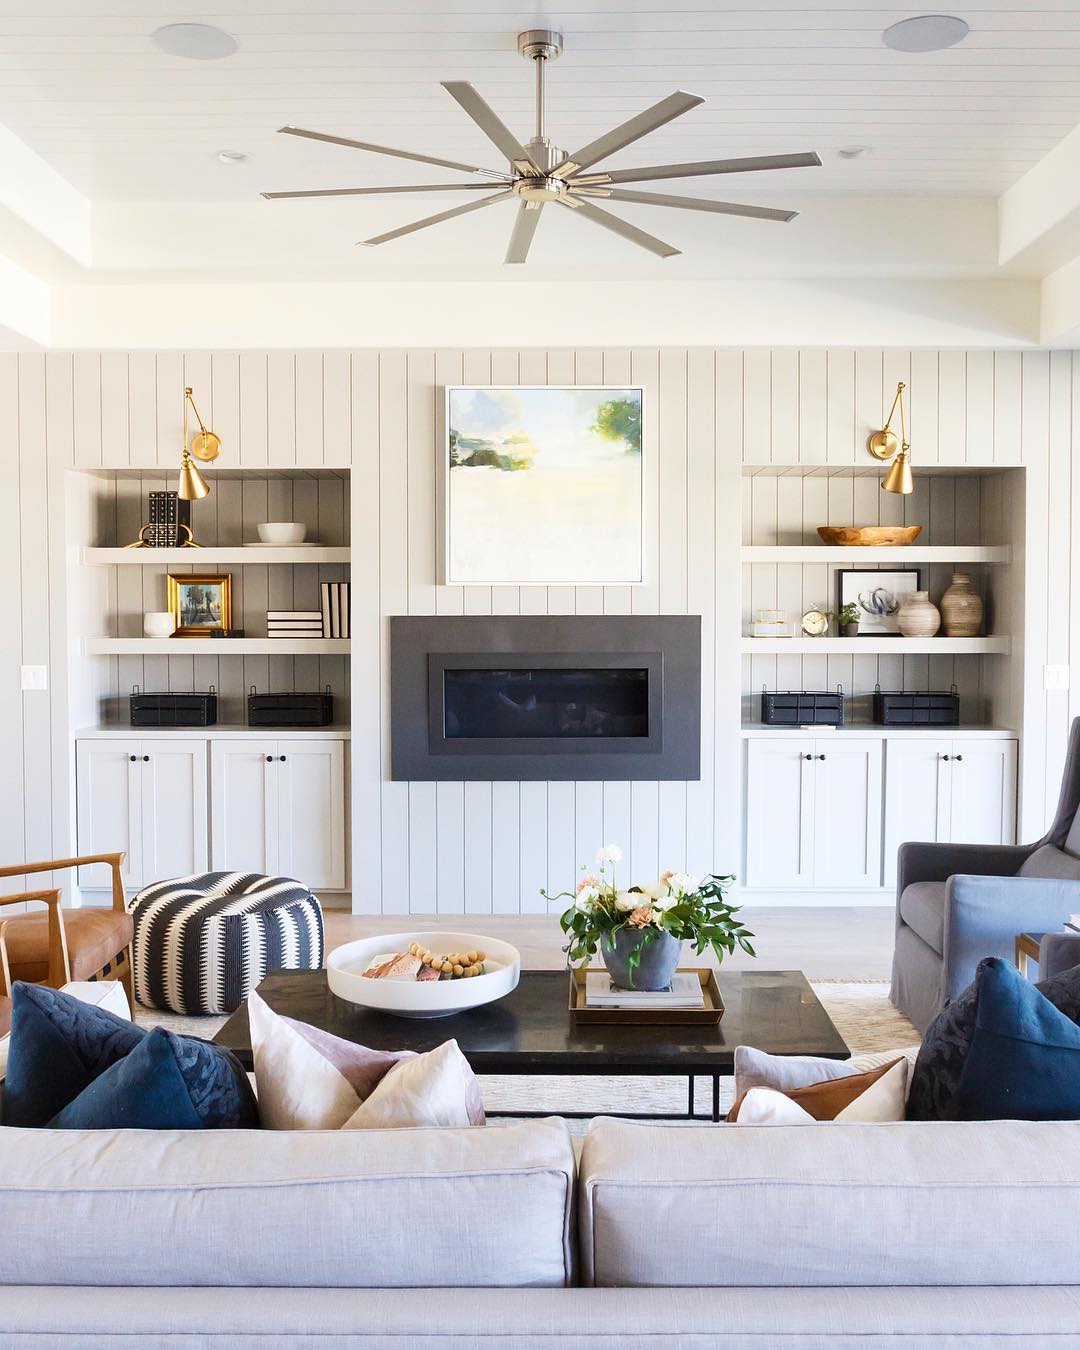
{"left": 137, "top": 980, "right": 919, "bottom": 1123}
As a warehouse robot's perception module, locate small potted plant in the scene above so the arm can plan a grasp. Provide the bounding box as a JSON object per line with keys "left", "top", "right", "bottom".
{"left": 838, "top": 601, "right": 861, "bottom": 637}
{"left": 543, "top": 845, "right": 755, "bottom": 990}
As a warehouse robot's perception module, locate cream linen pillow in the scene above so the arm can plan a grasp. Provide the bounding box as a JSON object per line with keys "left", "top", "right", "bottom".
{"left": 248, "top": 990, "right": 485, "bottom": 1130}
{"left": 734, "top": 1058, "right": 908, "bottom": 1125}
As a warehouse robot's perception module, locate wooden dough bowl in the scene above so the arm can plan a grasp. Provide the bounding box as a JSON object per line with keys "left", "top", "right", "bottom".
{"left": 817, "top": 525, "right": 922, "bottom": 547}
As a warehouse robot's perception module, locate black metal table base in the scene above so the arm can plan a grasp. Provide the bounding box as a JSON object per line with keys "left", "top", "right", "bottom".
{"left": 490, "top": 1074, "right": 722, "bottom": 1123}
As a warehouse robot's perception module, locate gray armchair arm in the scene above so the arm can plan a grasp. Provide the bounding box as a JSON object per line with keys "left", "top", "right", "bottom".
{"left": 942, "top": 874, "right": 1080, "bottom": 1004}
{"left": 1039, "top": 932, "right": 1080, "bottom": 981}
{"left": 897, "top": 841, "right": 1028, "bottom": 895}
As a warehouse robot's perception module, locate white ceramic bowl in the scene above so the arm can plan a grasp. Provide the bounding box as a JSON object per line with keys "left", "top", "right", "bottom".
{"left": 257, "top": 521, "right": 306, "bottom": 544}
{"left": 327, "top": 932, "right": 520, "bottom": 1019}
{"left": 143, "top": 611, "right": 175, "bottom": 637}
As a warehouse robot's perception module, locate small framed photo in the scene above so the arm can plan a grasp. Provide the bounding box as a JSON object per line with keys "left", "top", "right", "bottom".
{"left": 167, "top": 573, "right": 233, "bottom": 637}
{"left": 837, "top": 569, "right": 921, "bottom": 636}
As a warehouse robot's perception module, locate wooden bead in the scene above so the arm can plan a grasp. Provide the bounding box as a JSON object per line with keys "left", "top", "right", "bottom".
{"left": 441, "top": 961, "right": 454, "bottom": 974}
{"left": 466, "top": 950, "right": 479, "bottom": 964}
{"left": 452, "top": 963, "right": 464, "bottom": 976}
{"left": 475, "top": 950, "right": 486, "bottom": 963}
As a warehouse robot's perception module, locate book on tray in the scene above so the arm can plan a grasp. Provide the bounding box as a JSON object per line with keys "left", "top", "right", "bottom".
{"left": 583, "top": 971, "right": 705, "bottom": 1010}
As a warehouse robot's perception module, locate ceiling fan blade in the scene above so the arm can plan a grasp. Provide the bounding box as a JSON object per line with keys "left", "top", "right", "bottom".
{"left": 263, "top": 183, "right": 507, "bottom": 200}
{"left": 359, "top": 190, "right": 512, "bottom": 247}
{"left": 552, "top": 91, "right": 704, "bottom": 179}
{"left": 561, "top": 198, "right": 680, "bottom": 260}
{"left": 441, "top": 82, "right": 542, "bottom": 175}
{"left": 505, "top": 202, "right": 545, "bottom": 265}
{"left": 579, "top": 152, "right": 822, "bottom": 186}
{"left": 278, "top": 125, "right": 498, "bottom": 177}
{"left": 596, "top": 188, "right": 797, "bottom": 223}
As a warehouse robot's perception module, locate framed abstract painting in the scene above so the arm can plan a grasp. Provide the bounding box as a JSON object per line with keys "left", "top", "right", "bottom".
{"left": 444, "top": 385, "right": 645, "bottom": 585}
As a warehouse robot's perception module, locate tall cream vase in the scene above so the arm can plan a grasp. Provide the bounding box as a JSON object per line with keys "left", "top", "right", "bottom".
{"left": 940, "top": 572, "right": 984, "bottom": 637}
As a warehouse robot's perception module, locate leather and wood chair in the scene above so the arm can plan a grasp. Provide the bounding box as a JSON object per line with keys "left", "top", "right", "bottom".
{"left": 0, "top": 854, "right": 135, "bottom": 1021}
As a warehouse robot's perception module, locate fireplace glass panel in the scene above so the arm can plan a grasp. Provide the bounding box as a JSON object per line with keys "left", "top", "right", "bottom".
{"left": 443, "top": 667, "right": 649, "bottom": 739}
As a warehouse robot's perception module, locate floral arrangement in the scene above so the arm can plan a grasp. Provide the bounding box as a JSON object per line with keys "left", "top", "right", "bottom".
{"left": 542, "top": 844, "right": 755, "bottom": 983}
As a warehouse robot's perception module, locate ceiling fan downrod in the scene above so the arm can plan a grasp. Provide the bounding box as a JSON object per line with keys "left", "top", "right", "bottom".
{"left": 517, "top": 29, "right": 564, "bottom": 175}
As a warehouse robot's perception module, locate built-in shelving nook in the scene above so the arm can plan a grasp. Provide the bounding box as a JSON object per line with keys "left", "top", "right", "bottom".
{"left": 68, "top": 467, "right": 352, "bottom": 730}
{"left": 740, "top": 464, "right": 1024, "bottom": 732}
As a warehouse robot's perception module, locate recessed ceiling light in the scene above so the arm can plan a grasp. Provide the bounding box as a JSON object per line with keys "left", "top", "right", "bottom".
{"left": 151, "top": 23, "right": 239, "bottom": 60}
{"left": 882, "top": 15, "right": 970, "bottom": 53}
{"left": 837, "top": 145, "right": 871, "bottom": 160}
{"left": 218, "top": 150, "right": 249, "bottom": 165}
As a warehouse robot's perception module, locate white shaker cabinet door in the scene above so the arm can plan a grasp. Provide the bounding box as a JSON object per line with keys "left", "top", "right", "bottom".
{"left": 276, "top": 740, "right": 346, "bottom": 891}
{"left": 882, "top": 739, "right": 953, "bottom": 888}
{"left": 140, "top": 740, "right": 209, "bottom": 885}
{"left": 947, "top": 740, "right": 1018, "bottom": 847}
{"left": 76, "top": 740, "right": 143, "bottom": 890}
{"left": 745, "top": 739, "right": 815, "bottom": 888}
{"left": 812, "top": 738, "right": 883, "bottom": 889}
{"left": 210, "top": 741, "right": 279, "bottom": 876}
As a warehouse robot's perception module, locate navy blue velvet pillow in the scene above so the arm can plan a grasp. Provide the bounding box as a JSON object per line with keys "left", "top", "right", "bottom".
{"left": 2, "top": 983, "right": 258, "bottom": 1130}
{"left": 956, "top": 958, "right": 1080, "bottom": 1121}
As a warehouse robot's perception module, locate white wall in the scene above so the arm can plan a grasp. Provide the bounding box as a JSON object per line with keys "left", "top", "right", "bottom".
{"left": 0, "top": 347, "right": 1075, "bottom": 912}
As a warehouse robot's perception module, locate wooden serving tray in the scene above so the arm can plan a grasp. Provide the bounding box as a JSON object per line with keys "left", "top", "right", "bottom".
{"left": 569, "top": 968, "right": 725, "bottom": 1026}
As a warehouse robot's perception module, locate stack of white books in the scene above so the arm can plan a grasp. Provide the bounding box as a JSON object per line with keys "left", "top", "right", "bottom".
{"left": 267, "top": 610, "right": 323, "bottom": 638}
{"left": 584, "top": 971, "right": 705, "bottom": 1010}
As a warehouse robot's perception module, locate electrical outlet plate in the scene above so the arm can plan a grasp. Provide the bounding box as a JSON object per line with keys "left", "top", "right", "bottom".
{"left": 20, "top": 665, "right": 47, "bottom": 691}
{"left": 1044, "top": 665, "right": 1070, "bottom": 692}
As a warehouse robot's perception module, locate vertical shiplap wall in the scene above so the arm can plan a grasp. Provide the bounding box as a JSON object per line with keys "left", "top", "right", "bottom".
{"left": 0, "top": 348, "right": 1073, "bottom": 910}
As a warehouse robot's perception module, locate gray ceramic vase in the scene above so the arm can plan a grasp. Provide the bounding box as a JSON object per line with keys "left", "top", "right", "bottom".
{"left": 601, "top": 927, "right": 683, "bottom": 991}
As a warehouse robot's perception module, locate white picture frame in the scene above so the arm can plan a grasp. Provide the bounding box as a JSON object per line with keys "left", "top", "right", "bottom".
{"left": 442, "top": 385, "right": 645, "bottom": 586}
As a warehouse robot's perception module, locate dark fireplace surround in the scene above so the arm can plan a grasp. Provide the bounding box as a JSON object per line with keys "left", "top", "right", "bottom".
{"left": 390, "top": 616, "right": 701, "bottom": 782}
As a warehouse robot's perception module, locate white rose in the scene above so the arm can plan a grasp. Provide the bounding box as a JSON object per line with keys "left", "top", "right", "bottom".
{"left": 596, "top": 844, "right": 623, "bottom": 865}
{"left": 653, "top": 894, "right": 678, "bottom": 911}
{"left": 575, "top": 885, "right": 600, "bottom": 911}
{"left": 614, "top": 890, "right": 638, "bottom": 912}
{"left": 667, "top": 872, "right": 699, "bottom": 898}
{"left": 637, "top": 882, "right": 663, "bottom": 901}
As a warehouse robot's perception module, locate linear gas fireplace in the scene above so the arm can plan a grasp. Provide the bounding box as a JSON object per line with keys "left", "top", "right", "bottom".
{"left": 390, "top": 616, "right": 700, "bottom": 781}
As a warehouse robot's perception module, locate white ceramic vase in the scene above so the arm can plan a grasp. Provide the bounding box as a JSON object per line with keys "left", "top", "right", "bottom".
{"left": 897, "top": 591, "right": 941, "bottom": 638}
{"left": 143, "top": 611, "right": 175, "bottom": 638}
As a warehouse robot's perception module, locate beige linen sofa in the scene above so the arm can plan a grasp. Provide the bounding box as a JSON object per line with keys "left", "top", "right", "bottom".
{"left": 2, "top": 1115, "right": 1080, "bottom": 1348}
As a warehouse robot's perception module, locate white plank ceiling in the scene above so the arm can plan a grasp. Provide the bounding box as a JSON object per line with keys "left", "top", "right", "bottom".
{"left": 0, "top": 1, "right": 1079, "bottom": 201}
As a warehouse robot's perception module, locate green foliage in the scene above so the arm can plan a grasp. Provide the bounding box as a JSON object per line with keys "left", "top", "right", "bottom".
{"left": 838, "top": 602, "right": 861, "bottom": 627}
{"left": 545, "top": 873, "right": 755, "bottom": 975}
{"left": 590, "top": 398, "right": 642, "bottom": 454}
{"left": 449, "top": 427, "right": 534, "bottom": 472}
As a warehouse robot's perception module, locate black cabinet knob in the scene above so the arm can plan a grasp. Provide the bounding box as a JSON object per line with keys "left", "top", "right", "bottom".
{"left": 954, "top": 754, "right": 964, "bottom": 762}
{"left": 142, "top": 755, "right": 150, "bottom": 762}
{"left": 942, "top": 754, "right": 951, "bottom": 761}
{"left": 279, "top": 755, "right": 287, "bottom": 762}
{"left": 129, "top": 755, "right": 137, "bottom": 762}
{"left": 266, "top": 755, "right": 274, "bottom": 763}
{"left": 817, "top": 754, "right": 826, "bottom": 761}
{"left": 803, "top": 753, "right": 813, "bottom": 760}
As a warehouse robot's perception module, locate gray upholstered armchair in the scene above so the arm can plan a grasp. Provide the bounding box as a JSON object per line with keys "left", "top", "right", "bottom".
{"left": 891, "top": 717, "right": 1080, "bottom": 1032}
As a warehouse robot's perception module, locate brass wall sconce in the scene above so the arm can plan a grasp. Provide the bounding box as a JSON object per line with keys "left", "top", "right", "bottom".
{"left": 867, "top": 381, "right": 914, "bottom": 495}
{"left": 178, "top": 386, "right": 221, "bottom": 502}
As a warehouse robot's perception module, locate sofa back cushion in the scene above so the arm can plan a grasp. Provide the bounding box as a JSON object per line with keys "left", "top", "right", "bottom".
{"left": 579, "top": 1118, "right": 1080, "bottom": 1287}
{"left": 1018, "top": 844, "right": 1080, "bottom": 880}
{"left": 0, "top": 1118, "right": 575, "bottom": 1288}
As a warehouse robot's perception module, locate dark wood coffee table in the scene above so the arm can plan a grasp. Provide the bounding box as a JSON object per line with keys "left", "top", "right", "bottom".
{"left": 215, "top": 968, "right": 849, "bottom": 1123}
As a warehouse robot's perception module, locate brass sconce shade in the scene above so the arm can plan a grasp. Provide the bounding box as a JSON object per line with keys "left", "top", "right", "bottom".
{"left": 867, "top": 381, "right": 914, "bottom": 495}
{"left": 177, "top": 386, "right": 220, "bottom": 501}
{"left": 178, "top": 450, "right": 210, "bottom": 501}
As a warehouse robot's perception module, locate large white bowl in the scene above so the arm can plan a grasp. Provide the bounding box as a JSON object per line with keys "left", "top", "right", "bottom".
{"left": 327, "top": 932, "right": 520, "bottom": 1019}
{"left": 257, "top": 521, "right": 306, "bottom": 544}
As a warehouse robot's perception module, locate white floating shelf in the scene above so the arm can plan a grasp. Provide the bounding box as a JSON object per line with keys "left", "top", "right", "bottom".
{"left": 740, "top": 637, "right": 1010, "bottom": 655}
{"left": 82, "top": 546, "right": 350, "bottom": 566}
{"left": 740, "top": 546, "right": 1010, "bottom": 565}
{"left": 84, "top": 638, "right": 350, "bottom": 656}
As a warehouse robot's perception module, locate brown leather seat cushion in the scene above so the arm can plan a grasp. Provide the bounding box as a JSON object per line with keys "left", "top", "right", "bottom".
{"left": 2, "top": 909, "right": 133, "bottom": 984}
{"left": 0, "top": 994, "right": 10, "bottom": 1039}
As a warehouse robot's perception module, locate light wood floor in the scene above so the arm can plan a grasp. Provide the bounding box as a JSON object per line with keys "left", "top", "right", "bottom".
{"left": 323, "top": 907, "right": 895, "bottom": 981}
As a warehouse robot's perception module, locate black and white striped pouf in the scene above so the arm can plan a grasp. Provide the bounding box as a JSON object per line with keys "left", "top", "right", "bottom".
{"left": 130, "top": 872, "right": 324, "bottom": 1014}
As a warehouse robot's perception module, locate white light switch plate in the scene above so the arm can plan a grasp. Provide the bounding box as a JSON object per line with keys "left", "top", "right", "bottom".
{"left": 20, "top": 664, "right": 48, "bottom": 691}
{"left": 1044, "top": 664, "right": 1071, "bottom": 691}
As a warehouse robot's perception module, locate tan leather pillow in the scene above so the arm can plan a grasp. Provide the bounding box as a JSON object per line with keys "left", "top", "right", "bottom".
{"left": 727, "top": 1058, "right": 904, "bottom": 1123}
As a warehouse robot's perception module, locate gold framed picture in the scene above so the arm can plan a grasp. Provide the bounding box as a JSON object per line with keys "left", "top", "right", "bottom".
{"left": 167, "top": 573, "right": 232, "bottom": 637}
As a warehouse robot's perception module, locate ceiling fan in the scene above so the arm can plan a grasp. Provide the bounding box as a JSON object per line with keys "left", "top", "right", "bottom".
{"left": 262, "top": 29, "right": 822, "bottom": 264}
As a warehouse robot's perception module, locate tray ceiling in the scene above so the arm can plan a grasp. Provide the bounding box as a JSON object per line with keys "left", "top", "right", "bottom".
{"left": 0, "top": 1, "right": 1078, "bottom": 202}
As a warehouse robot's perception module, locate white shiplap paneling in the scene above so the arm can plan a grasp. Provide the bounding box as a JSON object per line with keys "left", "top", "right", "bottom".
{"left": 0, "top": 347, "right": 1073, "bottom": 911}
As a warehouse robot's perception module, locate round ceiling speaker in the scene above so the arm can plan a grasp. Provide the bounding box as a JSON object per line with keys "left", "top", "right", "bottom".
{"left": 882, "top": 15, "right": 970, "bottom": 52}
{"left": 151, "top": 23, "right": 239, "bottom": 60}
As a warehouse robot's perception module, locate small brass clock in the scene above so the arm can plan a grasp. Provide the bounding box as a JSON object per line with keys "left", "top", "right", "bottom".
{"left": 801, "top": 608, "right": 830, "bottom": 638}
